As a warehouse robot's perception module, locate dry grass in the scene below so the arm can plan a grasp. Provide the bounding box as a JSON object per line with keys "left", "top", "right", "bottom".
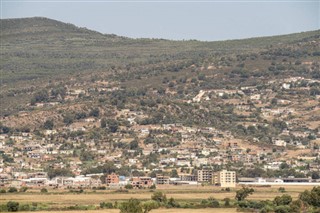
{"left": 2, "top": 193, "right": 214, "bottom": 206}
{"left": 0, "top": 185, "right": 314, "bottom": 207}
{"left": 18, "top": 208, "right": 237, "bottom": 213}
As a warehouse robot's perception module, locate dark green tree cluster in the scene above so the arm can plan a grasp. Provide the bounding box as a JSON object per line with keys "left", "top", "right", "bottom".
{"left": 30, "top": 90, "right": 49, "bottom": 105}
{"left": 235, "top": 187, "right": 254, "bottom": 201}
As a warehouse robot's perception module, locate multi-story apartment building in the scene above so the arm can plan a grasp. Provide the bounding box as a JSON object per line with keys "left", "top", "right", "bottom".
{"left": 197, "top": 170, "right": 212, "bottom": 182}
{"left": 106, "top": 173, "right": 119, "bottom": 185}
{"left": 212, "top": 170, "right": 236, "bottom": 187}
{"left": 131, "top": 176, "right": 153, "bottom": 188}
{"left": 156, "top": 174, "right": 170, "bottom": 184}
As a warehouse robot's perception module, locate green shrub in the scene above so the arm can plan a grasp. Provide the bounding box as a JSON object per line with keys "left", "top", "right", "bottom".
{"left": 19, "top": 204, "right": 30, "bottom": 211}
{"left": 100, "top": 202, "right": 113, "bottom": 209}
{"left": 151, "top": 191, "right": 167, "bottom": 203}
{"left": 274, "top": 205, "right": 290, "bottom": 213}
{"left": 7, "top": 201, "right": 19, "bottom": 212}
{"left": 207, "top": 197, "right": 220, "bottom": 207}
{"left": 40, "top": 188, "right": 48, "bottom": 193}
{"left": 278, "top": 187, "right": 286, "bottom": 193}
{"left": 149, "top": 184, "right": 156, "bottom": 189}
{"left": 260, "top": 205, "right": 274, "bottom": 213}
{"left": 142, "top": 200, "right": 160, "bottom": 212}
{"left": 299, "top": 186, "right": 320, "bottom": 207}
{"left": 20, "top": 186, "right": 28, "bottom": 192}
{"left": 224, "top": 198, "right": 231, "bottom": 207}
{"left": 237, "top": 200, "right": 248, "bottom": 208}
{"left": 124, "top": 184, "right": 133, "bottom": 189}
{"left": 274, "top": 194, "right": 292, "bottom": 206}
{"left": 0, "top": 188, "right": 6, "bottom": 193}
{"left": 0, "top": 204, "right": 8, "bottom": 212}
{"left": 235, "top": 186, "right": 254, "bottom": 201}
{"left": 166, "top": 197, "right": 179, "bottom": 208}
{"left": 120, "top": 198, "right": 143, "bottom": 213}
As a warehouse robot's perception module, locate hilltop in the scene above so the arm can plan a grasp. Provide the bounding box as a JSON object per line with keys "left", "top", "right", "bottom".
{"left": 1, "top": 17, "right": 319, "bottom": 84}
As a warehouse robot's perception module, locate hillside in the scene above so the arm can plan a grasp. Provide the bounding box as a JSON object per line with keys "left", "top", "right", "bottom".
{"left": 1, "top": 18, "right": 319, "bottom": 114}
{"left": 1, "top": 17, "right": 319, "bottom": 85}
{"left": 0, "top": 17, "right": 320, "bottom": 181}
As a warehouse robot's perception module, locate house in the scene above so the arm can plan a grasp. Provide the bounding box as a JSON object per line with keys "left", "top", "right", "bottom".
{"left": 131, "top": 176, "right": 153, "bottom": 188}
{"left": 274, "top": 139, "right": 287, "bottom": 147}
{"left": 106, "top": 173, "right": 119, "bottom": 185}
{"left": 179, "top": 174, "right": 197, "bottom": 182}
{"left": 27, "top": 172, "right": 47, "bottom": 179}
{"left": 176, "top": 156, "right": 190, "bottom": 167}
{"left": 156, "top": 175, "right": 170, "bottom": 185}
{"left": 0, "top": 174, "right": 11, "bottom": 186}
{"left": 193, "top": 158, "right": 208, "bottom": 167}
{"left": 282, "top": 83, "right": 291, "bottom": 89}
{"left": 21, "top": 178, "right": 47, "bottom": 187}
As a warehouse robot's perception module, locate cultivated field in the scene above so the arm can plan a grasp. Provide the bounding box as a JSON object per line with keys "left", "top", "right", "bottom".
{"left": 0, "top": 185, "right": 313, "bottom": 208}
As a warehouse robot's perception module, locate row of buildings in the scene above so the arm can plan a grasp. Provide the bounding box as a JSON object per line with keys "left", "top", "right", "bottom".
{"left": 102, "top": 170, "right": 236, "bottom": 188}
{"left": 0, "top": 170, "right": 236, "bottom": 189}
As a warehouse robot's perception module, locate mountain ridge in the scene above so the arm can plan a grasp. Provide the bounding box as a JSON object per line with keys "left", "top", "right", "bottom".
{"left": 1, "top": 16, "right": 319, "bottom": 42}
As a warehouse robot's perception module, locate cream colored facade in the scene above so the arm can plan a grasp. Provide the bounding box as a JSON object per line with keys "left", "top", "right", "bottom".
{"left": 212, "top": 170, "right": 236, "bottom": 187}
{"left": 197, "top": 170, "right": 212, "bottom": 182}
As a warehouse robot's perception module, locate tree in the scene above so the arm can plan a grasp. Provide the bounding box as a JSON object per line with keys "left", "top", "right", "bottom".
{"left": 89, "top": 108, "right": 100, "bottom": 117}
{"left": 107, "top": 119, "right": 119, "bottom": 133}
{"left": 0, "top": 122, "right": 11, "bottom": 134}
{"left": 100, "top": 118, "right": 107, "bottom": 128}
{"left": 7, "top": 187, "right": 18, "bottom": 193}
{"left": 151, "top": 191, "right": 167, "bottom": 203}
{"left": 311, "top": 171, "right": 319, "bottom": 180}
{"left": 299, "top": 186, "right": 320, "bottom": 207}
{"left": 208, "top": 197, "right": 220, "bottom": 207}
{"left": 274, "top": 194, "right": 292, "bottom": 206}
{"left": 19, "top": 187, "right": 28, "bottom": 192}
{"left": 142, "top": 200, "right": 160, "bottom": 212}
{"left": 51, "top": 86, "right": 66, "bottom": 99}
{"left": 7, "top": 201, "right": 19, "bottom": 212}
{"left": 30, "top": 89, "right": 49, "bottom": 105}
{"left": 278, "top": 187, "right": 286, "bottom": 193}
{"left": 129, "top": 140, "right": 139, "bottom": 150}
{"left": 170, "top": 169, "right": 179, "bottom": 178}
{"left": 271, "top": 98, "right": 278, "bottom": 105}
{"left": 63, "top": 113, "right": 74, "bottom": 125}
{"left": 80, "top": 150, "right": 95, "bottom": 161}
{"left": 43, "top": 120, "right": 54, "bottom": 130}
{"left": 167, "top": 197, "right": 179, "bottom": 208}
{"left": 47, "top": 168, "right": 74, "bottom": 179}
{"left": 124, "top": 184, "right": 133, "bottom": 190}
{"left": 274, "top": 205, "right": 290, "bottom": 213}
{"left": 224, "top": 198, "right": 231, "bottom": 207}
{"left": 235, "top": 187, "right": 254, "bottom": 201}
{"left": 280, "top": 162, "right": 290, "bottom": 170}
{"left": 120, "top": 198, "right": 143, "bottom": 213}
{"left": 289, "top": 200, "right": 305, "bottom": 213}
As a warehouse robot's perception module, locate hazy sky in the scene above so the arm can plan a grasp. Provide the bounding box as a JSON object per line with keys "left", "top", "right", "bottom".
{"left": 1, "top": 0, "right": 319, "bottom": 41}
